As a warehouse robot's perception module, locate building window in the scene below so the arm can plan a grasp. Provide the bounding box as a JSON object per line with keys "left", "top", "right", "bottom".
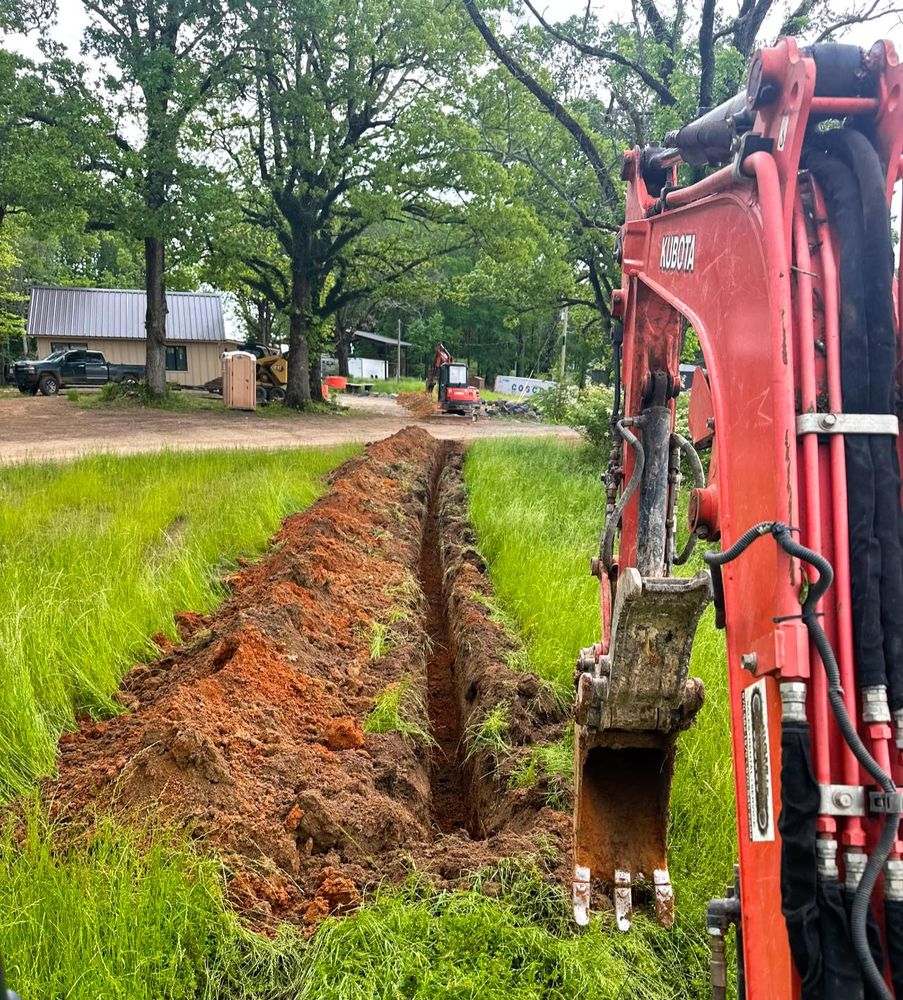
{"left": 51, "top": 342, "right": 87, "bottom": 352}
{"left": 165, "top": 345, "right": 188, "bottom": 371}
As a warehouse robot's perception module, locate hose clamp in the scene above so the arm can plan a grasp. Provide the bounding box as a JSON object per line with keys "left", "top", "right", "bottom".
{"left": 796, "top": 412, "right": 899, "bottom": 437}
{"left": 819, "top": 783, "right": 866, "bottom": 817}
{"left": 869, "top": 790, "right": 903, "bottom": 815}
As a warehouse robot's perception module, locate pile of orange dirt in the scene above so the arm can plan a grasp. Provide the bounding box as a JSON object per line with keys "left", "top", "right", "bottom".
{"left": 396, "top": 391, "right": 438, "bottom": 418}
{"left": 45, "top": 427, "right": 569, "bottom": 932}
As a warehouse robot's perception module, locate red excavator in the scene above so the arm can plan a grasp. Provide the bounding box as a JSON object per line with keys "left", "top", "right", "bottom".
{"left": 574, "top": 38, "right": 903, "bottom": 1000}
{"left": 428, "top": 343, "right": 481, "bottom": 417}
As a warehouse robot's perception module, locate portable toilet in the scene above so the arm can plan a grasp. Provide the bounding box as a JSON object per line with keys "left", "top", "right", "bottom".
{"left": 222, "top": 351, "right": 256, "bottom": 410}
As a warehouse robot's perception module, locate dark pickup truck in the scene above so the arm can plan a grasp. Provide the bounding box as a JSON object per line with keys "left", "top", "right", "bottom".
{"left": 13, "top": 350, "right": 145, "bottom": 396}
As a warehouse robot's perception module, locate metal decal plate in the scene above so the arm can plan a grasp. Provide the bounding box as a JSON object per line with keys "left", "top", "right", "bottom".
{"left": 741, "top": 677, "right": 774, "bottom": 842}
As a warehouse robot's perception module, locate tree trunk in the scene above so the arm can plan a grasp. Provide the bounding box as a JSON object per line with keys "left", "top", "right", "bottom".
{"left": 285, "top": 266, "right": 311, "bottom": 409}
{"left": 336, "top": 316, "right": 350, "bottom": 377}
{"left": 309, "top": 355, "right": 322, "bottom": 400}
{"left": 257, "top": 297, "right": 273, "bottom": 348}
{"left": 144, "top": 236, "right": 168, "bottom": 397}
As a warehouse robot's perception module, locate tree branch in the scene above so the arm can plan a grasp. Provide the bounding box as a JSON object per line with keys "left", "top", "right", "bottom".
{"left": 520, "top": 0, "right": 677, "bottom": 105}
{"left": 463, "top": 0, "right": 620, "bottom": 212}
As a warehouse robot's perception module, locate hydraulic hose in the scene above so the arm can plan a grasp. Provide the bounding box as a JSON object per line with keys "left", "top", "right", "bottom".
{"left": 671, "top": 432, "right": 707, "bottom": 566}
{"left": 611, "top": 324, "right": 623, "bottom": 430}
{"left": 601, "top": 418, "right": 645, "bottom": 570}
{"left": 705, "top": 522, "right": 898, "bottom": 1000}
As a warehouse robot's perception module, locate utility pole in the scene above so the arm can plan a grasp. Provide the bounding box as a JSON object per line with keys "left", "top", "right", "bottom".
{"left": 397, "top": 317, "right": 402, "bottom": 379}
{"left": 559, "top": 306, "right": 569, "bottom": 380}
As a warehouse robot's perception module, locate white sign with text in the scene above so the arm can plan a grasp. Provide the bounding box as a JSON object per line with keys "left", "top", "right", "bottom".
{"left": 494, "top": 375, "right": 557, "bottom": 396}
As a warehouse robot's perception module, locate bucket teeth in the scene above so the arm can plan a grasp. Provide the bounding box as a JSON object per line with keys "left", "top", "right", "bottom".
{"left": 572, "top": 865, "right": 591, "bottom": 926}
{"left": 654, "top": 869, "right": 675, "bottom": 928}
{"left": 614, "top": 869, "right": 633, "bottom": 931}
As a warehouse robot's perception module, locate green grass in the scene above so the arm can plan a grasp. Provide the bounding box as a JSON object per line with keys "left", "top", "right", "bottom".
{"left": 0, "top": 444, "right": 358, "bottom": 798}
{"left": 465, "top": 437, "right": 736, "bottom": 997}
{"left": 464, "top": 701, "right": 512, "bottom": 762}
{"left": 0, "top": 435, "right": 734, "bottom": 999}
{"left": 511, "top": 725, "right": 574, "bottom": 808}
{"left": 70, "top": 385, "right": 345, "bottom": 418}
{"left": 369, "top": 621, "right": 391, "bottom": 659}
{"left": 72, "top": 383, "right": 226, "bottom": 412}
{"left": 0, "top": 807, "right": 231, "bottom": 999}
{"left": 464, "top": 440, "right": 607, "bottom": 697}
{"left": 349, "top": 377, "right": 426, "bottom": 394}
{"left": 363, "top": 679, "right": 434, "bottom": 745}
{"left": 296, "top": 871, "right": 647, "bottom": 999}
{"left": 347, "top": 377, "right": 515, "bottom": 403}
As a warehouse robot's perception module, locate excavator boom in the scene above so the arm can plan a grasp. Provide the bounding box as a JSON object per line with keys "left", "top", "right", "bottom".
{"left": 575, "top": 38, "right": 903, "bottom": 1000}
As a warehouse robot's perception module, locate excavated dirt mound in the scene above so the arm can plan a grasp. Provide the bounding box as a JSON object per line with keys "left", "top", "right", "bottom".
{"left": 396, "top": 391, "right": 439, "bottom": 418}
{"left": 45, "top": 428, "right": 570, "bottom": 931}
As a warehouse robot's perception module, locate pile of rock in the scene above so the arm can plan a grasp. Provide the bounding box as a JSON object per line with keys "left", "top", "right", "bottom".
{"left": 482, "top": 398, "right": 541, "bottom": 420}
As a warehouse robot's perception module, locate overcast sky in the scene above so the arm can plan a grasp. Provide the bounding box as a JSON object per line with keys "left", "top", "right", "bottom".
{"left": 8, "top": 0, "right": 902, "bottom": 67}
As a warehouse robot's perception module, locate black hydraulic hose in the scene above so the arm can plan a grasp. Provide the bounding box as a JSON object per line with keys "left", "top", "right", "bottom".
{"left": 672, "top": 433, "right": 707, "bottom": 490}
{"left": 705, "top": 522, "right": 898, "bottom": 1000}
{"left": 610, "top": 323, "right": 623, "bottom": 435}
{"left": 672, "top": 432, "right": 707, "bottom": 566}
{"left": 601, "top": 419, "right": 644, "bottom": 569}
{"left": 817, "top": 129, "right": 903, "bottom": 712}
{"left": 800, "top": 148, "right": 887, "bottom": 694}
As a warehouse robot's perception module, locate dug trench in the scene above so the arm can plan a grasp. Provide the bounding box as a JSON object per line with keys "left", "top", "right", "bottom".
{"left": 43, "top": 428, "right": 571, "bottom": 931}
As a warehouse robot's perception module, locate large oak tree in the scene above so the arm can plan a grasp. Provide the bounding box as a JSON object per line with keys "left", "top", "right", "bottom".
{"left": 79, "top": 0, "right": 242, "bottom": 395}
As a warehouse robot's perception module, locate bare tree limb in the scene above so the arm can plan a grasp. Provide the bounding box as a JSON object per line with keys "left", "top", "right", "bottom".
{"left": 520, "top": 0, "right": 677, "bottom": 105}
{"left": 463, "top": 0, "right": 620, "bottom": 212}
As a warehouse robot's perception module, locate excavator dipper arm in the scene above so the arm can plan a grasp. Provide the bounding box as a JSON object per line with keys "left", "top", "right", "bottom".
{"left": 574, "top": 37, "right": 903, "bottom": 1000}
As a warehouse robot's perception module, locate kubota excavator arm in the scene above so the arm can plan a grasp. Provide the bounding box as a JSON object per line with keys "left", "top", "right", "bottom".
{"left": 575, "top": 38, "right": 903, "bottom": 1000}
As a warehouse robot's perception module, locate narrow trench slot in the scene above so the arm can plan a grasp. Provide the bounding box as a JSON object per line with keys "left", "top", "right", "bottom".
{"left": 419, "top": 443, "right": 472, "bottom": 835}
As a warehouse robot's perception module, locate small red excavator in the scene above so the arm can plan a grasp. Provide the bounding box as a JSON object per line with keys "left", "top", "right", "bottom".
{"left": 428, "top": 343, "right": 481, "bottom": 417}
{"left": 574, "top": 37, "right": 903, "bottom": 1000}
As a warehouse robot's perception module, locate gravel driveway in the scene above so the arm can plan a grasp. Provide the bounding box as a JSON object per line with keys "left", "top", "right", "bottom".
{"left": 0, "top": 393, "right": 577, "bottom": 465}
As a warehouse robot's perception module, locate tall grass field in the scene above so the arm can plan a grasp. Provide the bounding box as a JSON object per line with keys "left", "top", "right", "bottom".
{"left": 0, "top": 446, "right": 358, "bottom": 797}
{"left": 0, "top": 438, "right": 734, "bottom": 998}
{"left": 466, "top": 437, "right": 737, "bottom": 995}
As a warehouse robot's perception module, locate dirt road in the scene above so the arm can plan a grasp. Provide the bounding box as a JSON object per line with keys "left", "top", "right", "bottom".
{"left": 0, "top": 393, "right": 577, "bottom": 464}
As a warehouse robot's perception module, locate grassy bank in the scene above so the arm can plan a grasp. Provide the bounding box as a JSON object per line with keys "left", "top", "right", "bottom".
{"left": 465, "top": 437, "right": 736, "bottom": 996}
{"left": 350, "top": 376, "right": 513, "bottom": 402}
{"left": 0, "top": 445, "right": 358, "bottom": 797}
{"left": 349, "top": 377, "right": 426, "bottom": 394}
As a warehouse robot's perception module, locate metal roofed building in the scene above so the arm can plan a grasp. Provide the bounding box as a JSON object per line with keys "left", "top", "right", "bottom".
{"left": 349, "top": 329, "right": 412, "bottom": 379}
{"left": 26, "top": 285, "right": 238, "bottom": 386}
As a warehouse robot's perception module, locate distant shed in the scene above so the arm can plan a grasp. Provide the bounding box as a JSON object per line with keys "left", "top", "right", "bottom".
{"left": 352, "top": 329, "right": 412, "bottom": 379}
{"left": 27, "top": 285, "right": 238, "bottom": 386}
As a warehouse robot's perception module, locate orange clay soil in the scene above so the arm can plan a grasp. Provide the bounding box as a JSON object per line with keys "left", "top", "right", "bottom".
{"left": 396, "top": 391, "right": 439, "bottom": 419}
{"left": 45, "top": 427, "right": 569, "bottom": 932}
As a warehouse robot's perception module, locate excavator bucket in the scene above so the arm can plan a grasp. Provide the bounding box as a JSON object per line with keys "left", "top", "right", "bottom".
{"left": 573, "top": 569, "right": 710, "bottom": 928}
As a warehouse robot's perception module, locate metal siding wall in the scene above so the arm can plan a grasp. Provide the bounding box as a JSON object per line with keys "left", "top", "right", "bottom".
{"left": 96, "top": 340, "right": 145, "bottom": 364}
